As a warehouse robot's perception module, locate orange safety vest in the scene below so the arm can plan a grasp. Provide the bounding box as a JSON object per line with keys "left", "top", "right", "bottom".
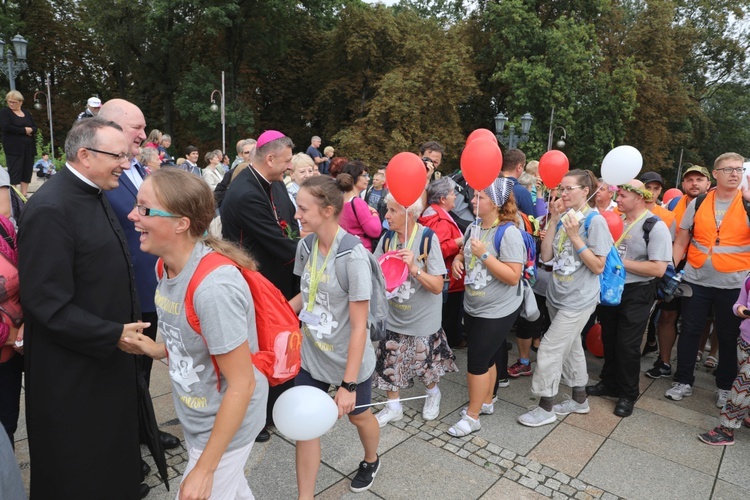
{"left": 651, "top": 204, "right": 676, "bottom": 233}
{"left": 671, "top": 195, "right": 690, "bottom": 227}
{"left": 687, "top": 190, "right": 750, "bottom": 272}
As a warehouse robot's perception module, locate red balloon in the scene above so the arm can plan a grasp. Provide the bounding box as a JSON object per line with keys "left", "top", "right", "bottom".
{"left": 386, "top": 152, "right": 427, "bottom": 207}
{"left": 662, "top": 188, "right": 682, "bottom": 204}
{"left": 539, "top": 150, "right": 570, "bottom": 188}
{"left": 460, "top": 138, "right": 503, "bottom": 191}
{"left": 601, "top": 211, "right": 624, "bottom": 241}
{"left": 466, "top": 128, "right": 498, "bottom": 146}
{"left": 586, "top": 323, "right": 604, "bottom": 357}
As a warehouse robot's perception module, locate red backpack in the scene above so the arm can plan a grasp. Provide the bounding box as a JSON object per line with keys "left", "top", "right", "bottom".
{"left": 157, "top": 252, "right": 302, "bottom": 388}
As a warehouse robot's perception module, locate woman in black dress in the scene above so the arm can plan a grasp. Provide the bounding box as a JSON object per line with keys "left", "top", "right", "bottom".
{"left": 0, "top": 91, "right": 37, "bottom": 196}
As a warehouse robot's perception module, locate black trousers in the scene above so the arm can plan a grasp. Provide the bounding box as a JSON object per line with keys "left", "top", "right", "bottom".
{"left": 442, "top": 291, "right": 465, "bottom": 346}
{"left": 598, "top": 281, "right": 657, "bottom": 400}
{"left": 0, "top": 353, "right": 23, "bottom": 445}
{"left": 677, "top": 282, "right": 741, "bottom": 389}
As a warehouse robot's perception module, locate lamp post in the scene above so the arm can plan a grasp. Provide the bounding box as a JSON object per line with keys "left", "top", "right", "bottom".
{"left": 33, "top": 74, "right": 54, "bottom": 161}
{"left": 0, "top": 35, "right": 29, "bottom": 91}
{"left": 209, "top": 71, "right": 226, "bottom": 155}
{"left": 494, "top": 112, "right": 533, "bottom": 149}
{"left": 548, "top": 126, "right": 567, "bottom": 151}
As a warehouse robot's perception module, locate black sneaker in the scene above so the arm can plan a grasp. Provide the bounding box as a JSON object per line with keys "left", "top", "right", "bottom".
{"left": 350, "top": 456, "right": 380, "bottom": 492}
{"left": 645, "top": 361, "right": 671, "bottom": 379}
{"left": 698, "top": 427, "right": 734, "bottom": 446}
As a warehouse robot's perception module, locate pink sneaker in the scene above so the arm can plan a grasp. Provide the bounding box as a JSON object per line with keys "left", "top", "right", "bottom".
{"left": 508, "top": 360, "right": 532, "bottom": 378}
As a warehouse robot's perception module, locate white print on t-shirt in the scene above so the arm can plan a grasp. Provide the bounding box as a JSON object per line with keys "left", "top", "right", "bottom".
{"left": 469, "top": 265, "right": 492, "bottom": 290}
{"left": 553, "top": 244, "right": 581, "bottom": 276}
{"left": 160, "top": 319, "right": 206, "bottom": 393}
{"left": 391, "top": 280, "right": 416, "bottom": 303}
{"left": 301, "top": 272, "right": 339, "bottom": 340}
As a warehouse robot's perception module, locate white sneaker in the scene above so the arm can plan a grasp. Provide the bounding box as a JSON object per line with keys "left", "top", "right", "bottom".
{"left": 375, "top": 405, "right": 403, "bottom": 427}
{"left": 461, "top": 402, "right": 495, "bottom": 417}
{"left": 422, "top": 390, "right": 441, "bottom": 421}
{"left": 447, "top": 414, "right": 481, "bottom": 437}
{"left": 517, "top": 407, "right": 557, "bottom": 427}
{"left": 665, "top": 383, "right": 693, "bottom": 401}
{"left": 553, "top": 398, "right": 590, "bottom": 416}
{"left": 716, "top": 389, "right": 730, "bottom": 408}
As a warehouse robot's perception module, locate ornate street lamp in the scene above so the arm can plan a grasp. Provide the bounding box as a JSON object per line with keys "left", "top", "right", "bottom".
{"left": 0, "top": 35, "right": 29, "bottom": 91}
{"left": 209, "top": 71, "right": 226, "bottom": 155}
{"left": 33, "top": 74, "right": 54, "bottom": 160}
{"left": 494, "top": 112, "right": 533, "bottom": 149}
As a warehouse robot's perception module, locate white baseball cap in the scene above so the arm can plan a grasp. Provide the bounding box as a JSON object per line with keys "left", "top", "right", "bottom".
{"left": 87, "top": 97, "right": 102, "bottom": 108}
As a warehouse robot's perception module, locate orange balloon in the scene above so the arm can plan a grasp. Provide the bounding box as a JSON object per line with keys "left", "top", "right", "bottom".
{"left": 586, "top": 323, "right": 604, "bottom": 357}
{"left": 466, "top": 128, "right": 498, "bottom": 146}
{"left": 539, "top": 150, "right": 570, "bottom": 188}
{"left": 460, "top": 138, "right": 503, "bottom": 191}
{"left": 386, "top": 152, "right": 426, "bottom": 207}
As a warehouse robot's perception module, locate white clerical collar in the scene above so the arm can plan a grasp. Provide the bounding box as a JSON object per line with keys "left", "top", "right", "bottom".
{"left": 123, "top": 159, "right": 143, "bottom": 189}
{"left": 66, "top": 163, "right": 101, "bottom": 192}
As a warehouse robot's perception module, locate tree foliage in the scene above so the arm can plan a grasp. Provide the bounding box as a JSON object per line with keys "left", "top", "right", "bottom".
{"left": 0, "top": 0, "right": 747, "bottom": 171}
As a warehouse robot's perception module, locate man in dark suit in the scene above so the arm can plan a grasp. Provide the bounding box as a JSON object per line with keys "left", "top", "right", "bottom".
{"left": 99, "top": 100, "right": 181, "bottom": 474}
{"left": 221, "top": 130, "right": 299, "bottom": 441}
{"left": 18, "top": 118, "right": 147, "bottom": 499}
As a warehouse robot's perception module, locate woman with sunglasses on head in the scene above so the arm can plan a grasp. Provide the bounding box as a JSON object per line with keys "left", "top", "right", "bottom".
{"left": 289, "top": 175, "right": 381, "bottom": 497}
{"left": 448, "top": 178, "right": 526, "bottom": 437}
{"left": 122, "top": 168, "right": 268, "bottom": 499}
{"left": 517, "top": 169, "right": 611, "bottom": 427}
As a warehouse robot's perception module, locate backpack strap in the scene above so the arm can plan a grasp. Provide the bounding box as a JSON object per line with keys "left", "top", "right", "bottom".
{"left": 183, "top": 252, "right": 236, "bottom": 391}
{"left": 334, "top": 233, "right": 364, "bottom": 292}
{"left": 381, "top": 230, "right": 396, "bottom": 252}
{"left": 0, "top": 221, "right": 15, "bottom": 250}
{"left": 417, "top": 227, "right": 434, "bottom": 262}
{"left": 493, "top": 222, "right": 513, "bottom": 254}
{"left": 582, "top": 211, "right": 597, "bottom": 238}
{"left": 641, "top": 216, "right": 659, "bottom": 246}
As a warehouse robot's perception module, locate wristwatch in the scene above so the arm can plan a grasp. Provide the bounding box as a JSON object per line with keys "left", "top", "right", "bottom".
{"left": 341, "top": 381, "right": 358, "bottom": 392}
{"left": 480, "top": 251, "right": 490, "bottom": 262}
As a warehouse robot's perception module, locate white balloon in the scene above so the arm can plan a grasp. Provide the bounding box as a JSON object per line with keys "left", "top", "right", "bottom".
{"left": 741, "top": 162, "right": 750, "bottom": 191}
{"left": 601, "top": 145, "right": 643, "bottom": 186}
{"left": 272, "top": 386, "right": 338, "bottom": 441}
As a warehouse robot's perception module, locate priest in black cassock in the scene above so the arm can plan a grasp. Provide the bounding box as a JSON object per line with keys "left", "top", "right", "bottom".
{"left": 18, "top": 118, "right": 148, "bottom": 499}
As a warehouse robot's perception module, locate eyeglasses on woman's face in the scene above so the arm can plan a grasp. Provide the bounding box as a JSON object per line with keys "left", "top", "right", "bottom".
{"left": 133, "top": 203, "right": 179, "bottom": 218}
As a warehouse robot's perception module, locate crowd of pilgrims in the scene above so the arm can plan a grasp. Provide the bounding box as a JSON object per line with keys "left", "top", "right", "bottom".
{"left": 1, "top": 95, "right": 749, "bottom": 499}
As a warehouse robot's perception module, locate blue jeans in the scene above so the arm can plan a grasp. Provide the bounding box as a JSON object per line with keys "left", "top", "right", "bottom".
{"left": 677, "top": 282, "right": 741, "bottom": 389}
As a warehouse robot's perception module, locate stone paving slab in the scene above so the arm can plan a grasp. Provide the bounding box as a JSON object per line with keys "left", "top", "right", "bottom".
{"left": 718, "top": 427, "right": 750, "bottom": 490}
{"left": 579, "top": 440, "right": 714, "bottom": 499}
{"left": 480, "top": 477, "right": 548, "bottom": 499}
{"left": 609, "top": 407, "right": 723, "bottom": 475}
{"left": 368, "top": 437, "right": 498, "bottom": 500}
{"left": 712, "top": 480, "right": 750, "bottom": 500}
{"left": 528, "top": 422, "right": 605, "bottom": 478}
{"left": 563, "top": 395, "right": 622, "bottom": 438}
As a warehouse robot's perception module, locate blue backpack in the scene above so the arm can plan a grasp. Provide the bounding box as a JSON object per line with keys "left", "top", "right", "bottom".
{"left": 494, "top": 222, "right": 537, "bottom": 285}
{"left": 583, "top": 212, "right": 626, "bottom": 306}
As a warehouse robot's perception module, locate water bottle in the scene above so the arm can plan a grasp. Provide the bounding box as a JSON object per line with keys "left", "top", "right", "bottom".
{"left": 662, "top": 270, "right": 684, "bottom": 298}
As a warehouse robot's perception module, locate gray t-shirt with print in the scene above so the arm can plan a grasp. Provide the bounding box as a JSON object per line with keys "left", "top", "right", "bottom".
{"left": 680, "top": 197, "right": 749, "bottom": 289}
{"left": 615, "top": 211, "right": 672, "bottom": 284}
{"left": 294, "top": 230, "right": 376, "bottom": 385}
{"left": 156, "top": 243, "right": 268, "bottom": 452}
{"left": 462, "top": 223, "right": 526, "bottom": 319}
{"left": 373, "top": 225, "right": 445, "bottom": 336}
{"left": 546, "top": 212, "right": 612, "bottom": 311}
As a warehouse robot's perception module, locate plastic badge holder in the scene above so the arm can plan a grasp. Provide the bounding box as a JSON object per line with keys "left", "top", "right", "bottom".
{"left": 378, "top": 251, "right": 409, "bottom": 293}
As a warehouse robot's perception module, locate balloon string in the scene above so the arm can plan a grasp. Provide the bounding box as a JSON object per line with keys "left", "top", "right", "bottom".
{"left": 577, "top": 185, "right": 603, "bottom": 212}
{"left": 354, "top": 395, "right": 429, "bottom": 409}
{"left": 474, "top": 190, "right": 480, "bottom": 233}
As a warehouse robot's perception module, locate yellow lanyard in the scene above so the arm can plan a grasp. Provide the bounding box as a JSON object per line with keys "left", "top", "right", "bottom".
{"left": 390, "top": 224, "right": 419, "bottom": 252}
{"left": 556, "top": 207, "right": 590, "bottom": 255}
{"left": 615, "top": 210, "right": 649, "bottom": 247}
{"left": 469, "top": 218, "right": 499, "bottom": 270}
{"left": 306, "top": 228, "right": 340, "bottom": 312}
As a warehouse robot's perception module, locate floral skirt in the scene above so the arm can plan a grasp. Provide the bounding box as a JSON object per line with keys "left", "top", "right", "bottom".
{"left": 374, "top": 327, "right": 459, "bottom": 391}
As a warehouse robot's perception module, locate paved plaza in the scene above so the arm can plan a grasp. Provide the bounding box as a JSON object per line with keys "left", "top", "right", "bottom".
{"left": 11, "top": 336, "right": 750, "bottom": 500}
{"left": 11, "top": 175, "right": 750, "bottom": 499}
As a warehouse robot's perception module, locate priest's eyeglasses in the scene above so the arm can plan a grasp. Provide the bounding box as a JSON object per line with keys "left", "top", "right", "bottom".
{"left": 133, "top": 203, "right": 179, "bottom": 218}
{"left": 85, "top": 147, "right": 131, "bottom": 162}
